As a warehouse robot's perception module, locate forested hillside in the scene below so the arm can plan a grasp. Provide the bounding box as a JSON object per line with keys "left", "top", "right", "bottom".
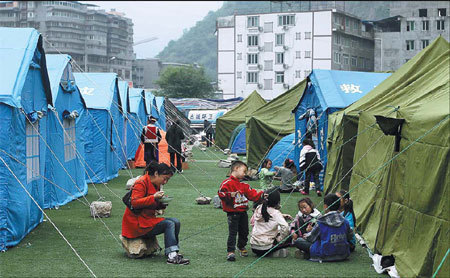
{"left": 156, "top": 1, "right": 389, "bottom": 80}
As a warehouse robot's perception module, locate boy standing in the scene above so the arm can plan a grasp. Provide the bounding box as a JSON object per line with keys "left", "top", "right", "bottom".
{"left": 218, "top": 161, "right": 264, "bottom": 261}
{"left": 294, "top": 193, "right": 353, "bottom": 262}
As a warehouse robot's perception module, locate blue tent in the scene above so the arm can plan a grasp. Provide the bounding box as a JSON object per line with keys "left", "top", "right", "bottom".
{"left": 265, "top": 133, "right": 296, "bottom": 171}
{"left": 44, "top": 54, "right": 88, "bottom": 209}
{"left": 0, "top": 28, "right": 52, "bottom": 251}
{"left": 155, "top": 96, "right": 166, "bottom": 131}
{"left": 127, "top": 88, "right": 147, "bottom": 160}
{"left": 117, "top": 80, "right": 130, "bottom": 169}
{"left": 293, "top": 69, "right": 391, "bottom": 188}
{"left": 144, "top": 91, "right": 160, "bottom": 122}
{"left": 74, "top": 72, "right": 122, "bottom": 184}
{"left": 230, "top": 126, "right": 246, "bottom": 154}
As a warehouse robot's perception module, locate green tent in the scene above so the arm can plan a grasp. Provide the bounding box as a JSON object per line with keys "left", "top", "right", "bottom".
{"left": 326, "top": 37, "right": 449, "bottom": 277}
{"left": 246, "top": 80, "right": 307, "bottom": 169}
{"left": 215, "top": 91, "right": 266, "bottom": 149}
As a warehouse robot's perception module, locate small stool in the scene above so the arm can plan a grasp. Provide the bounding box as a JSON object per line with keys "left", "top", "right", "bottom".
{"left": 120, "top": 235, "right": 161, "bottom": 259}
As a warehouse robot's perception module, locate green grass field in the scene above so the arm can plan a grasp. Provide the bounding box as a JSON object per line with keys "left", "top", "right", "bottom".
{"left": 1, "top": 147, "right": 383, "bottom": 277}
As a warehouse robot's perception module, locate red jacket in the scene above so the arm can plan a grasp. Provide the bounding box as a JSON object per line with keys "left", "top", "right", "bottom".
{"left": 218, "top": 175, "right": 263, "bottom": 213}
{"left": 122, "top": 174, "right": 165, "bottom": 238}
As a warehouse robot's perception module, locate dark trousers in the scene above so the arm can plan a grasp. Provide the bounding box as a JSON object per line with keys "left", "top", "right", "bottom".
{"left": 304, "top": 169, "right": 320, "bottom": 194}
{"left": 169, "top": 152, "right": 182, "bottom": 172}
{"left": 144, "top": 143, "right": 158, "bottom": 167}
{"left": 251, "top": 240, "right": 291, "bottom": 257}
{"left": 293, "top": 238, "right": 312, "bottom": 258}
{"left": 227, "top": 212, "right": 249, "bottom": 252}
{"left": 206, "top": 132, "right": 213, "bottom": 147}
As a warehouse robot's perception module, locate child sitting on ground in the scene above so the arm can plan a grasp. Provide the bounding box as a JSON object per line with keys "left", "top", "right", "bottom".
{"left": 290, "top": 197, "right": 321, "bottom": 244}
{"left": 274, "top": 159, "right": 298, "bottom": 193}
{"left": 218, "top": 161, "right": 264, "bottom": 262}
{"left": 336, "top": 190, "right": 356, "bottom": 252}
{"left": 250, "top": 188, "right": 292, "bottom": 257}
{"left": 259, "top": 159, "right": 276, "bottom": 190}
{"left": 293, "top": 193, "right": 354, "bottom": 262}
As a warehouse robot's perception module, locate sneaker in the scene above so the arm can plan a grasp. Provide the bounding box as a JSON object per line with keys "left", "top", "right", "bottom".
{"left": 294, "top": 249, "right": 303, "bottom": 259}
{"left": 239, "top": 249, "right": 248, "bottom": 257}
{"left": 316, "top": 190, "right": 322, "bottom": 197}
{"left": 300, "top": 190, "right": 309, "bottom": 195}
{"left": 227, "top": 252, "right": 236, "bottom": 261}
{"left": 167, "top": 254, "right": 190, "bottom": 265}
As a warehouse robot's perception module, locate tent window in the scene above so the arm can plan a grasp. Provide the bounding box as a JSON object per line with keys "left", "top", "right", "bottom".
{"left": 26, "top": 121, "right": 40, "bottom": 183}
{"left": 63, "top": 118, "right": 76, "bottom": 161}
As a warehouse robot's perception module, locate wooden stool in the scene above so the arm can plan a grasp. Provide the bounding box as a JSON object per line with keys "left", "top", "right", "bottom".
{"left": 120, "top": 235, "right": 161, "bottom": 258}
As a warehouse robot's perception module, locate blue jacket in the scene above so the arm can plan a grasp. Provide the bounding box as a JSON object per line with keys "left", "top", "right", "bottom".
{"left": 306, "top": 211, "right": 353, "bottom": 261}
{"left": 342, "top": 211, "right": 356, "bottom": 247}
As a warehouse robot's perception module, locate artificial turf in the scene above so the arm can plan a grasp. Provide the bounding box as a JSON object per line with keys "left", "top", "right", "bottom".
{"left": 1, "top": 147, "right": 383, "bottom": 277}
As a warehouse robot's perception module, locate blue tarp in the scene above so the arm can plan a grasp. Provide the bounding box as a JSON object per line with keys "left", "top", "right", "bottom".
{"left": 44, "top": 54, "right": 88, "bottom": 209}
{"left": 230, "top": 127, "right": 246, "bottom": 154}
{"left": 156, "top": 96, "right": 166, "bottom": 131}
{"left": 293, "top": 69, "right": 391, "bottom": 189}
{"left": 128, "top": 88, "right": 147, "bottom": 160}
{"left": 0, "top": 28, "right": 52, "bottom": 251}
{"left": 74, "top": 72, "right": 122, "bottom": 183}
{"left": 144, "top": 91, "right": 159, "bottom": 121}
{"left": 117, "top": 81, "right": 129, "bottom": 168}
{"left": 265, "top": 133, "right": 296, "bottom": 171}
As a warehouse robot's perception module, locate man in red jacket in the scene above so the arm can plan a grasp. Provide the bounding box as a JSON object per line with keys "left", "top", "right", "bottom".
{"left": 218, "top": 161, "right": 264, "bottom": 261}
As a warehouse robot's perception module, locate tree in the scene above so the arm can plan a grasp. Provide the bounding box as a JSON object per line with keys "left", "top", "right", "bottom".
{"left": 155, "top": 66, "right": 215, "bottom": 98}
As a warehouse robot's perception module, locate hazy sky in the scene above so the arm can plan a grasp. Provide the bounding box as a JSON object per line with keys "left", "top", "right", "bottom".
{"left": 82, "top": 1, "right": 223, "bottom": 59}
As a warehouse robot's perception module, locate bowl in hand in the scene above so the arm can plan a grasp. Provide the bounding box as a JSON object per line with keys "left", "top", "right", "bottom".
{"left": 159, "top": 196, "right": 173, "bottom": 204}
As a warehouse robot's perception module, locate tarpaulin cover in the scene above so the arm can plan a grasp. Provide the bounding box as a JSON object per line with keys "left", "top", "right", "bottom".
{"left": 265, "top": 133, "right": 295, "bottom": 171}
{"left": 74, "top": 72, "right": 122, "bottom": 183}
{"left": 156, "top": 97, "right": 166, "bottom": 132}
{"left": 230, "top": 127, "right": 246, "bottom": 154}
{"left": 0, "top": 28, "right": 51, "bottom": 251}
{"left": 117, "top": 81, "right": 129, "bottom": 168}
{"left": 215, "top": 91, "right": 266, "bottom": 149}
{"left": 144, "top": 91, "right": 160, "bottom": 121}
{"left": 293, "top": 70, "right": 390, "bottom": 188}
{"left": 227, "top": 123, "right": 245, "bottom": 150}
{"left": 127, "top": 88, "right": 147, "bottom": 160}
{"left": 44, "top": 54, "right": 88, "bottom": 209}
{"left": 325, "top": 37, "right": 449, "bottom": 277}
{"left": 246, "top": 79, "right": 307, "bottom": 169}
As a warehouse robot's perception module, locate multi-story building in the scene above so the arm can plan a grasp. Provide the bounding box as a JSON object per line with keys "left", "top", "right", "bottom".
{"left": 0, "top": 1, "right": 134, "bottom": 81}
{"left": 132, "top": 59, "right": 192, "bottom": 90}
{"left": 217, "top": 10, "right": 375, "bottom": 100}
{"left": 370, "top": 2, "right": 449, "bottom": 72}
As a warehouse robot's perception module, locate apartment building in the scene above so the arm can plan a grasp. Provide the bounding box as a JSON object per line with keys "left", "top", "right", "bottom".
{"left": 132, "top": 59, "right": 192, "bottom": 90}
{"left": 217, "top": 10, "right": 375, "bottom": 100}
{"left": 0, "top": 1, "right": 134, "bottom": 81}
{"left": 370, "top": 1, "right": 449, "bottom": 71}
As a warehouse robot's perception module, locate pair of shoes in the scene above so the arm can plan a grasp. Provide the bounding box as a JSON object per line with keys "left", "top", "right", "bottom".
{"left": 272, "top": 248, "right": 289, "bottom": 258}
{"left": 316, "top": 190, "right": 322, "bottom": 197}
{"left": 167, "top": 254, "right": 190, "bottom": 265}
{"left": 239, "top": 249, "right": 248, "bottom": 257}
{"left": 227, "top": 252, "right": 236, "bottom": 261}
{"left": 300, "top": 190, "right": 309, "bottom": 195}
{"left": 294, "top": 249, "right": 303, "bottom": 259}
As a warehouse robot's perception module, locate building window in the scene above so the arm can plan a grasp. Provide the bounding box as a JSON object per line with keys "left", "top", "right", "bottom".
{"left": 295, "top": 32, "right": 301, "bottom": 40}
{"left": 351, "top": 39, "right": 358, "bottom": 48}
{"left": 351, "top": 56, "right": 357, "bottom": 66}
{"left": 343, "top": 54, "right": 349, "bottom": 65}
{"left": 419, "top": 9, "right": 427, "bottom": 17}
{"left": 438, "top": 8, "right": 446, "bottom": 17}
{"left": 27, "top": 12, "right": 34, "bottom": 18}
{"left": 237, "top": 71, "right": 242, "bottom": 79}
{"left": 264, "top": 79, "right": 273, "bottom": 90}
{"left": 421, "top": 40, "right": 430, "bottom": 49}
{"left": 237, "top": 34, "right": 242, "bottom": 42}
{"left": 353, "top": 20, "right": 359, "bottom": 30}
{"left": 237, "top": 53, "right": 242, "bottom": 60}
{"left": 406, "top": 40, "right": 415, "bottom": 50}
{"left": 345, "top": 17, "right": 350, "bottom": 28}
{"left": 334, "top": 52, "right": 341, "bottom": 64}
{"left": 437, "top": 20, "right": 445, "bottom": 30}
{"left": 406, "top": 21, "right": 415, "bottom": 31}
{"left": 358, "top": 57, "right": 364, "bottom": 68}
{"left": 275, "top": 33, "right": 285, "bottom": 46}
{"left": 247, "top": 16, "right": 259, "bottom": 28}
{"left": 63, "top": 118, "right": 76, "bottom": 162}
{"left": 278, "top": 15, "right": 295, "bottom": 26}
{"left": 296, "top": 51, "right": 301, "bottom": 59}
{"left": 264, "top": 42, "right": 273, "bottom": 52}
{"left": 264, "top": 22, "right": 273, "bottom": 33}
{"left": 275, "top": 72, "right": 284, "bottom": 83}
{"left": 26, "top": 121, "right": 40, "bottom": 183}
{"left": 247, "top": 72, "right": 258, "bottom": 83}
{"left": 304, "top": 51, "right": 311, "bottom": 58}
{"left": 247, "top": 53, "right": 258, "bottom": 64}
{"left": 295, "top": 70, "right": 301, "bottom": 78}
{"left": 334, "top": 33, "right": 341, "bottom": 44}
{"left": 305, "top": 32, "right": 311, "bottom": 39}
{"left": 248, "top": 35, "right": 258, "bottom": 46}
{"left": 275, "top": 52, "right": 284, "bottom": 64}
{"left": 422, "top": 20, "right": 429, "bottom": 31}
{"left": 264, "top": 60, "right": 273, "bottom": 71}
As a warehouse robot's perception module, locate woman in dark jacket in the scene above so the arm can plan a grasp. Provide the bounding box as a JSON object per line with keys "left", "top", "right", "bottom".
{"left": 165, "top": 120, "right": 185, "bottom": 173}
